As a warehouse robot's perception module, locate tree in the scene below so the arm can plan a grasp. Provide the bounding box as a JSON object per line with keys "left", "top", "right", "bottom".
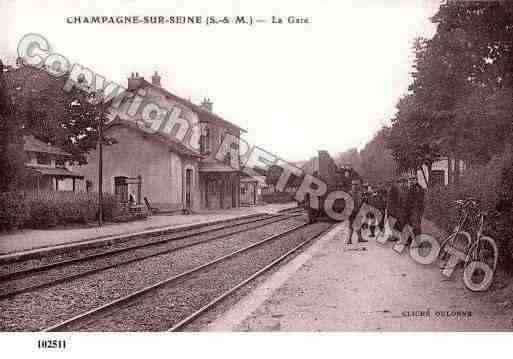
{"left": 358, "top": 127, "right": 396, "bottom": 184}
{"left": 0, "top": 59, "right": 26, "bottom": 191}
{"left": 389, "top": 2, "right": 513, "bottom": 173}
{"left": 5, "top": 62, "right": 111, "bottom": 164}
{"left": 387, "top": 94, "right": 442, "bottom": 185}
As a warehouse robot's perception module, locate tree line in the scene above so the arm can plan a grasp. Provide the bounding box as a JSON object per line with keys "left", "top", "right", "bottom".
{"left": 386, "top": 1, "right": 513, "bottom": 187}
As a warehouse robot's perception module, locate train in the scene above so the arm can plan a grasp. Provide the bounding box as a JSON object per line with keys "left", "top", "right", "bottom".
{"left": 302, "top": 151, "right": 362, "bottom": 223}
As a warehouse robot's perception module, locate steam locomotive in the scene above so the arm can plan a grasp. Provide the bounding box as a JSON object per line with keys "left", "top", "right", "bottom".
{"left": 302, "top": 151, "right": 362, "bottom": 223}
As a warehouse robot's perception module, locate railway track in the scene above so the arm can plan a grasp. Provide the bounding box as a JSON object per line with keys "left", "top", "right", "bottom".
{"left": 0, "top": 214, "right": 269, "bottom": 275}
{"left": 278, "top": 206, "right": 302, "bottom": 213}
{"left": 42, "top": 221, "right": 332, "bottom": 331}
{"left": 169, "top": 222, "right": 331, "bottom": 331}
{"left": 0, "top": 211, "right": 305, "bottom": 299}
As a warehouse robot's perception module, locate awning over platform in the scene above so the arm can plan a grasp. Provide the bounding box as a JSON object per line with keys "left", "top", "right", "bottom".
{"left": 199, "top": 161, "right": 238, "bottom": 173}
{"left": 240, "top": 175, "right": 266, "bottom": 186}
{"left": 27, "top": 166, "right": 84, "bottom": 179}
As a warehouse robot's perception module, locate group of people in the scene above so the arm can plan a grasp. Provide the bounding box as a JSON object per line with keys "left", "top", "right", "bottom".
{"left": 347, "top": 174, "right": 426, "bottom": 245}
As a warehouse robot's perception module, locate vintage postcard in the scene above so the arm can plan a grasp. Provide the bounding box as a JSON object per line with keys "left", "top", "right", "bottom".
{"left": 0, "top": 0, "right": 512, "bottom": 357}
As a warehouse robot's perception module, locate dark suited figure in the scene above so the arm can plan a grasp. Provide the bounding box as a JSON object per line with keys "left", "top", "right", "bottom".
{"left": 347, "top": 179, "right": 366, "bottom": 244}
{"left": 360, "top": 183, "right": 370, "bottom": 235}
{"left": 377, "top": 182, "right": 388, "bottom": 232}
{"left": 397, "top": 177, "right": 411, "bottom": 231}
{"left": 405, "top": 174, "right": 425, "bottom": 239}
{"left": 385, "top": 177, "right": 406, "bottom": 240}
{"left": 340, "top": 168, "right": 352, "bottom": 193}
{"left": 305, "top": 192, "right": 317, "bottom": 224}
{"left": 369, "top": 183, "right": 386, "bottom": 236}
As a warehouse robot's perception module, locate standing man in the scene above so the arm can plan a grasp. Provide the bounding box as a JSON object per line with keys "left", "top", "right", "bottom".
{"left": 385, "top": 177, "right": 404, "bottom": 241}
{"left": 340, "top": 167, "right": 352, "bottom": 193}
{"left": 128, "top": 190, "right": 136, "bottom": 208}
{"left": 305, "top": 192, "right": 317, "bottom": 224}
{"left": 398, "top": 176, "right": 410, "bottom": 231}
{"left": 347, "top": 179, "right": 366, "bottom": 244}
{"left": 369, "top": 182, "right": 386, "bottom": 237}
{"left": 361, "top": 182, "right": 372, "bottom": 236}
{"left": 406, "top": 173, "right": 425, "bottom": 240}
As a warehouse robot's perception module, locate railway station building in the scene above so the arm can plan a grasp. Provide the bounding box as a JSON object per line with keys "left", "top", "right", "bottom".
{"left": 76, "top": 72, "right": 245, "bottom": 213}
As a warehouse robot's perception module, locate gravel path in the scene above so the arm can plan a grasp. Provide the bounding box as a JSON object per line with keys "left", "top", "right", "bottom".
{"left": 230, "top": 222, "right": 513, "bottom": 331}
{"left": 66, "top": 222, "right": 331, "bottom": 331}
{"left": 0, "top": 216, "right": 304, "bottom": 331}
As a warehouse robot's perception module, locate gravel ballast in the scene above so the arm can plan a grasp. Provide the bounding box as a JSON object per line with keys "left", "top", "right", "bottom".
{"left": 57, "top": 222, "right": 331, "bottom": 331}
{"left": 0, "top": 216, "right": 305, "bottom": 331}
{"left": 0, "top": 214, "right": 276, "bottom": 276}
{"left": 0, "top": 215, "right": 302, "bottom": 298}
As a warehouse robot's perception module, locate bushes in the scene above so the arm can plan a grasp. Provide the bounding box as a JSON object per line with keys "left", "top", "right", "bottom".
{"left": 424, "top": 149, "right": 513, "bottom": 269}
{"left": 100, "top": 193, "right": 122, "bottom": 221}
{"left": 0, "top": 192, "right": 30, "bottom": 231}
{"left": 26, "top": 191, "right": 122, "bottom": 228}
{"left": 0, "top": 191, "right": 122, "bottom": 231}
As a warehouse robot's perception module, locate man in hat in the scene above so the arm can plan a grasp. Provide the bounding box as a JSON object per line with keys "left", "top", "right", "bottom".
{"left": 385, "top": 176, "right": 405, "bottom": 240}
{"left": 361, "top": 182, "right": 373, "bottom": 236}
{"left": 369, "top": 182, "right": 386, "bottom": 237}
{"left": 405, "top": 173, "right": 425, "bottom": 240}
{"left": 347, "top": 179, "right": 367, "bottom": 244}
{"left": 338, "top": 166, "right": 353, "bottom": 193}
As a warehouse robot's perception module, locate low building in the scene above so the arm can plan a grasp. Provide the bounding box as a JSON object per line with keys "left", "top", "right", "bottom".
{"left": 412, "top": 157, "right": 467, "bottom": 189}
{"left": 23, "top": 135, "right": 84, "bottom": 193}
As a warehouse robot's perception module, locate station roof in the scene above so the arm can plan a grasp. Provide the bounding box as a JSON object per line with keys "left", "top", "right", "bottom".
{"left": 106, "top": 119, "right": 204, "bottom": 159}
{"left": 106, "top": 78, "right": 246, "bottom": 134}
{"left": 23, "top": 135, "right": 72, "bottom": 157}
{"left": 27, "top": 165, "right": 84, "bottom": 179}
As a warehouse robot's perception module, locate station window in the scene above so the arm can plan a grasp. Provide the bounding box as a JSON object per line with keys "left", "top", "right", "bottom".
{"left": 200, "top": 127, "right": 211, "bottom": 154}
{"left": 207, "top": 180, "right": 217, "bottom": 194}
{"left": 36, "top": 153, "right": 52, "bottom": 165}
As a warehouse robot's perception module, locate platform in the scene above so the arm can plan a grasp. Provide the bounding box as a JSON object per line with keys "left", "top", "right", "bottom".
{"left": 206, "top": 219, "right": 513, "bottom": 331}
{"left": 0, "top": 203, "right": 298, "bottom": 262}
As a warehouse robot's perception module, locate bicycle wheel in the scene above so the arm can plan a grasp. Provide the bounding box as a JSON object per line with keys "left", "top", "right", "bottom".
{"left": 463, "top": 236, "right": 498, "bottom": 292}
{"left": 439, "top": 231, "right": 471, "bottom": 261}
{"left": 438, "top": 234, "right": 452, "bottom": 261}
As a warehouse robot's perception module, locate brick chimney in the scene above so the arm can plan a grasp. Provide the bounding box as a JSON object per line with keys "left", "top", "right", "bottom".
{"left": 151, "top": 70, "right": 161, "bottom": 87}
{"left": 127, "top": 72, "right": 144, "bottom": 91}
{"left": 200, "top": 97, "right": 213, "bottom": 112}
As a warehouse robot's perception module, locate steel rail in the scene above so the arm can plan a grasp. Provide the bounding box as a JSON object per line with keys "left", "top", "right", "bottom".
{"left": 168, "top": 223, "right": 333, "bottom": 331}
{"left": 0, "top": 214, "right": 274, "bottom": 281}
{"left": 0, "top": 214, "right": 302, "bottom": 300}
{"left": 42, "top": 222, "right": 309, "bottom": 332}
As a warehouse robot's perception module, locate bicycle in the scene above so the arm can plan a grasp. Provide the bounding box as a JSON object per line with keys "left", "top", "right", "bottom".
{"left": 439, "top": 198, "right": 499, "bottom": 291}
{"left": 462, "top": 208, "right": 499, "bottom": 291}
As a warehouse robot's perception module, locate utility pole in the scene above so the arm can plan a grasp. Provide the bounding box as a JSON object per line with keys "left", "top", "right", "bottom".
{"left": 94, "top": 90, "right": 104, "bottom": 227}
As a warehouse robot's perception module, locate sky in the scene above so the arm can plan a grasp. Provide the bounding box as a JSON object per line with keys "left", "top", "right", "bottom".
{"left": 1, "top": 0, "right": 440, "bottom": 162}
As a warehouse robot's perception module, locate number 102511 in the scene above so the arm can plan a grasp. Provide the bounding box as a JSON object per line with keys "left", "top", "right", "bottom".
{"left": 37, "top": 340, "right": 66, "bottom": 349}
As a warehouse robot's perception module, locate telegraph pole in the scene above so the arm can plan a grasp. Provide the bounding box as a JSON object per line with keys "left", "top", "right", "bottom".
{"left": 96, "top": 91, "right": 104, "bottom": 227}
